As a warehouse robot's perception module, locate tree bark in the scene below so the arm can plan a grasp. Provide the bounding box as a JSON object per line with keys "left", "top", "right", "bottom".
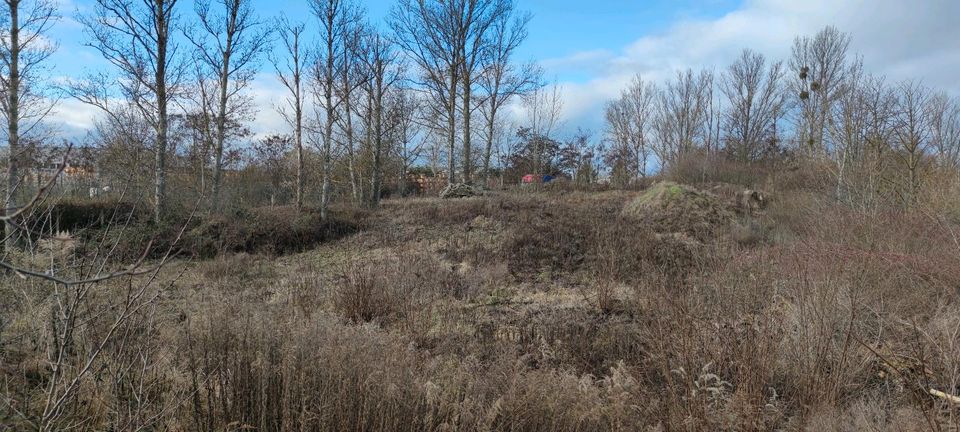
{"left": 4, "top": 1, "right": 21, "bottom": 251}
{"left": 370, "top": 74, "right": 383, "bottom": 207}
{"left": 320, "top": 21, "right": 335, "bottom": 221}
{"left": 462, "top": 69, "right": 472, "bottom": 183}
{"left": 294, "top": 83, "right": 303, "bottom": 210}
{"left": 447, "top": 66, "right": 458, "bottom": 184}
{"left": 154, "top": 0, "right": 170, "bottom": 223}
{"left": 210, "top": 25, "right": 235, "bottom": 212}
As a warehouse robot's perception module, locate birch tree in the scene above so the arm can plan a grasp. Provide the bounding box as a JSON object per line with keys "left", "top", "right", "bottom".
{"left": 187, "top": 0, "right": 270, "bottom": 211}
{"left": 310, "top": 0, "right": 359, "bottom": 220}
{"left": 0, "top": 0, "right": 57, "bottom": 251}
{"left": 79, "top": 0, "right": 184, "bottom": 222}
{"left": 334, "top": 22, "right": 364, "bottom": 204}
{"left": 271, "top": 19, "right": 308, "bottom": 209}
{"left": 358, "top": 28, "right": 400, "bottom": 207}
{"left": 478, "top": 6, "right": 536, "bottom": 182}
{"left": 390, "top": 0, "right": 463, "bottom": 184}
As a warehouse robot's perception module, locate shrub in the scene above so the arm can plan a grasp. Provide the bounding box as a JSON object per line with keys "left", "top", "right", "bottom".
{"left": 665, "top": 150, "right": 772, "bottom": 187}
{"left": 185, "top": 206, "right": 361, "bottom": 258}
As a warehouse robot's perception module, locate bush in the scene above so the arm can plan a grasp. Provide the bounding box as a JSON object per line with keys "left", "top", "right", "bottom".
{"left": 665, "top": 150, "right": 772, "bottom": 187}
{"left": 185, "top": 206, "right": 361, "bottom": 258}
{"left": 19, "top": 198, "right": 147, "bottom": 236}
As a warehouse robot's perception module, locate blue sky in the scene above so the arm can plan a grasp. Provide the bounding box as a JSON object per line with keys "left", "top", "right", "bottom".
{"left": 49, "top": 0, "right": 960, "bottom": 138}
{"left": 51, "top": 0, "right": 741, "bottom": 85}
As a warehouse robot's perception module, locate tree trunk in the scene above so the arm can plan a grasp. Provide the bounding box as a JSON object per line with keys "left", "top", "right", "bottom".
{"left": 294, "top": 89, "right": 304, "bottom": 210}
{"left": 4, "top": 1, "right": 20, "bottom": 251}
{"left": 345, "top": 88, "right": 359, "bottom": 204}
{"left": 462, "top": 70, "right": 472, "bottom": 184}
{"left": 320, "top": 34, "right": 334, "bottom": 221}
{"left": 211, "top": 43, "right": 233, "bottom": 212}
{"left": 154, "top": 4, "right": 169, "bottom": 224}
{"left": 370, "top": 76, "right": 384, "bottom": 207}
{"left": 482, "top": 100, "right": 496, "bottom": 184}
{"left": 447, "top": 67, "right": 458, "bottom": 185}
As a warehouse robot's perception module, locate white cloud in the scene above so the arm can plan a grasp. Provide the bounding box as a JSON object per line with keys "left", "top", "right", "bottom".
{"left": 245, "top": 73, "right": 294, "bottom": 138}
{"left": 51, "top": 98, "right": 100, "bottom": 135}
{"left": 45, "top": 73, "right": 296, "bottom": 144}
{"left": 39, "top": 0, "right": 960, "bottom": 140}
{"left": 544, "top": 0, "right": 960, "bottom": 133}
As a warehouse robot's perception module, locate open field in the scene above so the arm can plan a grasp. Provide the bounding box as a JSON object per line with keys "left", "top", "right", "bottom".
{"left": 4, "top": 170, "right": 960, "bottom": 430}
{"left": 1, "top": 1, "right": 959, "bottom": 428}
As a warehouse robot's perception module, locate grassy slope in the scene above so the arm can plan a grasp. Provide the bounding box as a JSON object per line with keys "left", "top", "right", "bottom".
{"left": 175, "top": 185, "right": 960, "bottom": 430}
{"left": 4, "top": 183, "right": 960, "bottom": 430}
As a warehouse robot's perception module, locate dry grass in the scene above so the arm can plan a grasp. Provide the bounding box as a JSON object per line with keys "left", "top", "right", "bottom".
{"left": 4, "top": 167, "right": 960, "bottom": 431}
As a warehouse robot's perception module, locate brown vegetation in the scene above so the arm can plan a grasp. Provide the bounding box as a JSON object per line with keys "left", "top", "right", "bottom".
{"left": 5, "top": 156, "right": 960, "bottom": 430}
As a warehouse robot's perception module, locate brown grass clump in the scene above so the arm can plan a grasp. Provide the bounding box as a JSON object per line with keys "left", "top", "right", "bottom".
{"left": 332, "top": 251, "right": 464, "bottom": 330}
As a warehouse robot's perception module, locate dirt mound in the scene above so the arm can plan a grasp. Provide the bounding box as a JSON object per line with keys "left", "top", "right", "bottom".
{"left": 623, "top": 181, "right": 727, "bottom": 216}
{"left": 622, "top": 181, "right": 733, "bottom": 240}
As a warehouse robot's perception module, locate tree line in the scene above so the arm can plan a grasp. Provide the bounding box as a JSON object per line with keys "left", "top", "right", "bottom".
{"left": 3, "top": 1, "right": 960, "bottom": 253}
{"left": 1, "top": 0, "right": 541, "bottom": 243}
{"left": 601, "top": 26, "right": 960, "bottom": 206}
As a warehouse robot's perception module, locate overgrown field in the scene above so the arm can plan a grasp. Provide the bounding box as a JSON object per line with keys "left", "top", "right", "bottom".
{"left": 3, "top": 172, "right": 960, "bottom": 431}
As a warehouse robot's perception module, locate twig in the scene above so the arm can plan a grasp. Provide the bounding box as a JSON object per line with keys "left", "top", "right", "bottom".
{"left": 930, "top": 388, "right": 960, "bottom": 405}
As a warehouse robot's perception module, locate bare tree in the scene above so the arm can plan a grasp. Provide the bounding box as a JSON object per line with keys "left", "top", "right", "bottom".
{"left": 271, "top": 19, "right": 308, "bottom": 209}
{"left": 186, "top": 0, "right": 270, "bottom": 211}
{"left": 720, "top": 49, "right": 787, "bottom": 162}
{"left": 604, "top": 74, "right": 657, "bottom": 181}
{"left": 457, "top": 0, "right": 513, "bottom": 183}
{"left": 522, "top": 81, "right": 562, "bottom": 176}
{"left": 310, "top": 0, "right": 360, "bottom": 220}
{"left": 390, "top": 0, "right": 464, "bottom": 184}
{"left": 335, "top": 21, "right": 365, "bottom": 204}
{"left": 0, "top": 0, "right": 57, "bottom": 252}
{"left": 478, "top": 6, "right": 536, "bottom": 182}
{"left": 251, "top": 134, "right": 293, "bottom": 205}
{"left": 828, "top": 62, "right": 869, "bottom": 199}
{"left": 559, "top": 127, "right": 598, "bottom": 183}
{"left": 703, "top": 70, "right": 722, "bottom": 154}
{"left": 358, "top": 28, "right": 400, "bottom": 207}
{"left": 388, "top": 86, "right": 426, "bottom": 193}
{"left": 653, "top": 69, "right": 713, "bottom": 168}
{"left": 861, "top": 77, "right": 898, "bottom": 199}
{"left": 928, "top": 92, "right": 960, "bottom": 169}
{"left": 78, "top": 0, "right": 184, "bottom": 223}
{"left": 0, "top": 144, "right": 190, "bottom": 429}
{"left": 892, "top": 80, "right": 932, "bottom": 205}
{"left": 790, "top": 26, "right": 852, "bottom": 156}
